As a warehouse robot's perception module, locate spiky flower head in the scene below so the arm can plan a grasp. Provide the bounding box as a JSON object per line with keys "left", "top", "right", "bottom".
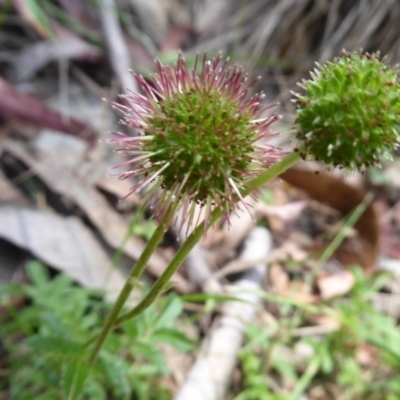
{"left": 107, "top": 53, "right": 282, "bottom": 234}
{"left": 293, "top": 50, "right": 400, "bottom": 171}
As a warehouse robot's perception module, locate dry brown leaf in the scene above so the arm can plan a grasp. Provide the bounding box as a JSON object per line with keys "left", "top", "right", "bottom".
{"left": 0, "top": 205, "right": 125, "bottom": 298}
{"left": 269, "top": 263, "right": 290, "bottom": 295}
{"left": 95, "top": 177, "right": 140, "bottom": 212}
{"left": 317, "top": 271, "right": 355, "bottom": 299}
{"left": 0, "top": 168, "right": 28, "bottom": 205}
{"left": 265, "top": 213, "right": 285, "bottom": 233}
{"left": 281, "top": 167, "right": 379, "bottom": 274}
{"left": 4, "top": 139, "right": 192, "bottom": 293}
{"left": 256, "top": 200, "right": 309, "bottom": 220}
{"left": 310, "top": 315, "right": 341, "bottom": 331}
{"left": 14, "top": 27, "right": 101, "bottom": 81}
{"left": 256, "top": 201, "right": 308, "bottom": 233}
{"left": 0, "top": 79, "right": 98, "bottom": 145}
{"left": 284, "top": 280, "right": 318, "bottom": 304}
{"left": 269, "top": 240, "right": 309, "bottom": 263}
{"left": 356, "top": 343, "right": 379, "bottom": 367}
{"left": 96, "top": 177, "right": 140, "bottom": 207}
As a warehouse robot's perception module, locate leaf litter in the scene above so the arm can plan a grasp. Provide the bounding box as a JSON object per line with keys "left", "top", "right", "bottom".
{"left": 1, "top": 1, "right": 400, "bottom": 399}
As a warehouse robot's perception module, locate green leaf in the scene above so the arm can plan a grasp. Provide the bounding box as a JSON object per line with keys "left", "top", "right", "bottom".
{"left": 81, "top": 380, "right": 107, "bottom": 400}
{"left": 260, "top": 188, "right": 275, "bottom": 204}
{"left": 62, "top": 358, "right": 89, "bottom": 400}
{"left": 99, "top": 351, "right": 131, "bottom": 397}
{"left": 272, "top": 358, "right": 297, "bottom": 383}
{"left": 22, "top": 0, "right": 55, "bottom": 39}
{"left": 151, "top": 328, "right": 194, "bottom": 352}
{"left": 25, "top": 336, "right": 83, "bottom": 356}
{"left": 180, "top": 292, "right": 247, "bottom": 303}
{"left": 131, "top": 219, "right": 157, "bottom": 241}
{"left": 26, "top": 260, "right": 50, "bottom": 287}
{"left": 154, "top": 296, "right": 182, "bottom": 328}
{"left": 134, "top": 342, "right": 168, "bottom": 375}
{"left": 121, "top": 318, "right": 140, "bottom": 339}
{"left": 0, "top": 282, "right": 24, "bottom": 298}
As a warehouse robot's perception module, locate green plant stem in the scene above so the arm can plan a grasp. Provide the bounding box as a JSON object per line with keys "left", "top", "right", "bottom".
{"left": 288, "top": 357, "right": 320, "bottom": 400}
{"left": 88, "top": 201, "right": 178, "bottom": 366}
{"left": 307, "top": 192, "right": 373, "bottom": 286}
{"left": 115, "top": 151, "right": 301, "bottom": 326}
{"left": 243, "top": 151, "right": 300, "bottom": 195}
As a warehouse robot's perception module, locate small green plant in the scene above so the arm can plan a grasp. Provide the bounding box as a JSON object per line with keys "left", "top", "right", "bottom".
{"left": 235, "top": 324, "right": 287, "bottom": 400}
{"left": 306, "top": 270, "right": 400, "bottom": 400}
{"left": 0, "top": 261, "right": 194, "bottom": 400}
{"left": 234, "top": 269, "right": 400, "bottom": 400}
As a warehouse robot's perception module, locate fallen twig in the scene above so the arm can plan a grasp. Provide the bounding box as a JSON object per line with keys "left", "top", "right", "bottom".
{"left": 175, "top": 227, "right": 272, "bottom": 400}
{"left": 99, "top": 0, "right": 138, "bottom": 92}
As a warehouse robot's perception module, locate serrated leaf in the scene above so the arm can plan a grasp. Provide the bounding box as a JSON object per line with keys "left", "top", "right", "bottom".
{"left": 154, "top": 296, "right": 182, "bottom": 328}
{"left": 25, "top": 336, "right": 83, "bottom": 355}
{"left": 130, "top": 363, "right": 161, "bottom": 377}
{"left": 99, "top": 351, "right": 131, "bottom": 397}
{"left": 134, "top": 342, "right": 168, "bottom": 374}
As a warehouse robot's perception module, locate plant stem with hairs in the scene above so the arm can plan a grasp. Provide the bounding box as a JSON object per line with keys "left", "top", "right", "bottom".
{"left": 89, "top": 202, "right": 178, "bottom": 365}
